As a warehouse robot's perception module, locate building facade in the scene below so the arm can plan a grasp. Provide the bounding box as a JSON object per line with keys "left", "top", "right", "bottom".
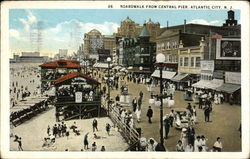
{"left": 122, "top": 24, "right": 156, "bottom": 70}
{"left": 83, "top": 29, "right": 116, "bottom": 61}
{"left": 116, "top": 17, "right": 161, "bottom": 42}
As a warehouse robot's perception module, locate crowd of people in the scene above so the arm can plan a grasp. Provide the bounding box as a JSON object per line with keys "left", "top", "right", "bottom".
{"left": 56, "top": 85, "right": 100, "bottom": 102}
{"left": 10, "top": 63, "right": 41, "bottom": 106}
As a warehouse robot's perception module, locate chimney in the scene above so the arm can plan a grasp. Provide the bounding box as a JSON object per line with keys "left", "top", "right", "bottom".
{"left": 184, "top": 19, "right": 186, "bottom": 33}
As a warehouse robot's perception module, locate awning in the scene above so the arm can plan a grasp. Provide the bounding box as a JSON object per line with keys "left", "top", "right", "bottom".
{"left": 204, "top": 79, "right": 224, "bottom": 90}
{"left": 171, "top": 73, "right": 189, "bottom": 82}
{"left": 93, "top": 63, "right": 113, "bottom": 69}
{"left": 151, "top": 70, "right": 176, "bottom": 79}
{"left": 216, "top": 83, "right": 241, "bottom": 93}
{"left": 192, "top": 80, "right": 211, "bottom": 88}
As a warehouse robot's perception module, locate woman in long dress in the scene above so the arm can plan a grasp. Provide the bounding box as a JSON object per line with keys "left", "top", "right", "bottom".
{"left": 180, "top": 128, "right": 188, "bottom": 148}
{"left": 135, "top": 106, "right": 141, "bottom": 122}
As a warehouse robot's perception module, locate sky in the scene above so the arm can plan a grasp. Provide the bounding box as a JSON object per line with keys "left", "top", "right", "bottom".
{"left": 9, "top": 9, "right": 240, "bottom": 57}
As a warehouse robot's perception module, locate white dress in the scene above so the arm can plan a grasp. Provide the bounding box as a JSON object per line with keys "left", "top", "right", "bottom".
{"left": 194, "top": 139, "right": 202, "bottom": 152}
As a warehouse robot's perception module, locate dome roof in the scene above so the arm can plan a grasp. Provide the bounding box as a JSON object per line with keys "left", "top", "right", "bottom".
{"left": 123, "top": 16, "right": 133, "bottom": 23}
{"left": 88, "top": 29, "right": 102, "bottom": 36}
{"left": 146, "top": 18, "right": 154, "bottom": 24}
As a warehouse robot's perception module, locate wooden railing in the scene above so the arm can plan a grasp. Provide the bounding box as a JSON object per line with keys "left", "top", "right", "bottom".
{"left": 108, "top": 105, "right": 140, "bottom": 151}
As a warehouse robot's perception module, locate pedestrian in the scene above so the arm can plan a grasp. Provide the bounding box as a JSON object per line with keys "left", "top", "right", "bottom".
{"left": 100, "top": 146, "right": 106, "bottom": 151}
{"left": 148, "top": 138, "right": 157, "bottom": 151}
{"left": 47, "top": 125, "right": 50, "bottom": 136}
{"left": 200, "top": 135, "right": 208, "bottom": 151}
{"left": 169, "top": 110, "right": 175, "bottom": 127}
{"left": 105, "top": 123, "right": 111, "bottom": 135}
{"left": 213, "top": 137, "right": 223, "bottom": 152}
{"left": 194, "top": 136, "right": 202, "bottom": 152}
{"left": 58, "top": 124, "right": 62, "bottom": 137}
{"left": 191, "top": 105, "right": 197, "bottom": 124}
{"left": 204, "top": 105, "right": 211, "bottom": 122}
{"left": 53, "top": 124, "right": 58, "bottom": 138}
{"left": 176, "top": 140, "right": 184, "bottom": 152}
{"left": 92, "top": 119, "right": 98, "bottom": 132}
{"left": 138, "top": 96, "right": 142, "bottom": 110}
{"left": 115, "top": 94, "right": 120, "bottom": 104}
{"left": 92, "top": 142, "right": 97, "bottom": 151}
{"left": 132, "top": 97, "right": 137, "bottom": 112}
{"left": 198, "top": 97, "right": 203, "bottom": 109}
{"left": 135, "top": 104, "right": 141, "bottom": 122}
{"left": 187, "top": 125, "right": 195, "bottom": 146}
{"left": 180, "top": 128, "right": 188, "bottom": 148}
{"left": 17, "top": 137, "right": 23, "bottom": 151}
{"left": 83, "top": 132, "right": 89, "bottom": 150}
{"left": 139, "top": 91, "right": 143, "bottom": 99}
{"left": 185, "top": 143, "right": 194, "bottom": 152}
{"left": 163, "top": 115, "right": 171, "bottom": 139}
{"left": 146, "top": 106, "right": 153, "bottom": 123}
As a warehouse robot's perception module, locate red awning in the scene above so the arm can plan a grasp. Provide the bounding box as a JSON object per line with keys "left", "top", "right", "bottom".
{"left": 39, "top": 59, "right": 81, "bottom": 68}
{"left": 55, "top": 72, "right": 100, "bottom": 85}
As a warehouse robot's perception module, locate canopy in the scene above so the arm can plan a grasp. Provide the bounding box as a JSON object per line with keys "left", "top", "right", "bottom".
{"left": 151, "top": 70, "right": 176, "bottom": 79}
{"left": 93, "top": 62, "right": 113, "bottom": 69}
{"left": 192, "top": 80, "right": 211, "bottom": 89}
{"left": 192, "top": 79, "right": 224, "bottom": 90}
{"left": 204, "top": 79, "right": 224, "bottom": 90}
{"left": 216, "top": 83, "right": 241, "bottom": 94}
{"left": 171, "top": 73, "right": 189, "bottom": 82}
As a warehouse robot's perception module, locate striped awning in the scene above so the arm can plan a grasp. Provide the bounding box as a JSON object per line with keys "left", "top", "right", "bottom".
{"left": 216, "top": 83, "right": 241, "bottom": 93}
{"left": 151, "top": 70, "right": 176, "bottom": 79}
{"left": 171, "top": 73, "right": 189, "bottom": 82}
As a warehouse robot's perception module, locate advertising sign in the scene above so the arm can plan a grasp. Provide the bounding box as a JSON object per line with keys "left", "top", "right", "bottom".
{"left": 216, "top": 38, "right": 241, "bottom": 60}
{"left": 225, "top": 72, "right": 241, "bottom": 84}
{"left": 75, "top": 92, "right": 82, "bottom": 103}
{"left": 201, "top": 60, "right": 214, "bottom": 71}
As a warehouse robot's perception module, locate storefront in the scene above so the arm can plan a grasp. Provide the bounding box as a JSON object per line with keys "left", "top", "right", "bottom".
{"left": 216, "top": 72, "right": 241, "bottom": 104}
{"left": 171, "top": 73, "right": 190, "bottom": 90}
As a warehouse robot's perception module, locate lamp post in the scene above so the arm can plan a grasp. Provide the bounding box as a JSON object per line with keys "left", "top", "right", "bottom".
{"left": 156, "top": 53, "right": 165, "bottom": 150}
{"left": 107, "top": 57, "right": 111, "bottom": 116}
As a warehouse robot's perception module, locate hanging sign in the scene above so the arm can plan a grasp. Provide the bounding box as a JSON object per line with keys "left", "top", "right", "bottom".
{"left": 75, "top": 92, "right": 82, "bottom": 103}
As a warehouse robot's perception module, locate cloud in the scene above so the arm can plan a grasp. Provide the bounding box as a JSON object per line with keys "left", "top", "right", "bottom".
{"left": 9, "top": 29, "right": 28, "bottom": 41}
{"left": 10, "top": 10, "right": 120, "bottom": 55}
{"left": 187, "top": 19, "right": 222, "bottom": 26}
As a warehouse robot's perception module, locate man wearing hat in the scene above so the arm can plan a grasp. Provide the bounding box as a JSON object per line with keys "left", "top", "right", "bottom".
{"left": 163, "top": 114, "right": 171, "bottom": 139}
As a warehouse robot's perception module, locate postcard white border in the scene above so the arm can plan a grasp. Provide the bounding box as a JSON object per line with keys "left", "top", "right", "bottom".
{"left": 1, "top": 1, "right": 249, "bottom": 159}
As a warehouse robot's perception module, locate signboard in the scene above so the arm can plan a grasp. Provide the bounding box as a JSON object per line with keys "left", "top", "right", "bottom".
{"left": 225, "top": 72, "right": 241, "bottom": 84}
{"left": 75, "top": 92, "right": 82, "bottom": 103}
{"left": 72, "top": 77, "right": 87, "bottom": 85}
{"left": 216, "top": 38, "right": 241, "bottom": 60}
{"left": 201, "top": 60, "right": 214, "bottom": 71}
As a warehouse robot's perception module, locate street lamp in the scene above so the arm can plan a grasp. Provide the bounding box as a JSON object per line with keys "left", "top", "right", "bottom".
{"left": 139, "top": 66, "right": 143, "bottom": 71}
{"left": 156, "top": 53, "right": 165, "bottom": 150}
{"left": 107, "top": 57, "right": 111, "bottom": 116}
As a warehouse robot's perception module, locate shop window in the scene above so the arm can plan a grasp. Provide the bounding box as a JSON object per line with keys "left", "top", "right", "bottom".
{"left": 184, "top": 57, "right": 189, "bottom": 66}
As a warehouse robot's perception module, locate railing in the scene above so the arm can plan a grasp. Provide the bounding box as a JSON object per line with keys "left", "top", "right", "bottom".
{"left": 108, "top": 105, "right": 140, "bottom": 151}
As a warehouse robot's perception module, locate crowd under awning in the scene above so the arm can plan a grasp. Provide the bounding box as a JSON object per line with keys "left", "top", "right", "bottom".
{"left": 216, "top": 83, "right": 241, "bottom": 94}
{"left": 151, "top": 70, "right": 176, "bottom": 79}
{"left": 171, "top": 73, "right": 189, "bottom": 82}
{"left": 192, "top": 79, "right": 224, "bottom": 90}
